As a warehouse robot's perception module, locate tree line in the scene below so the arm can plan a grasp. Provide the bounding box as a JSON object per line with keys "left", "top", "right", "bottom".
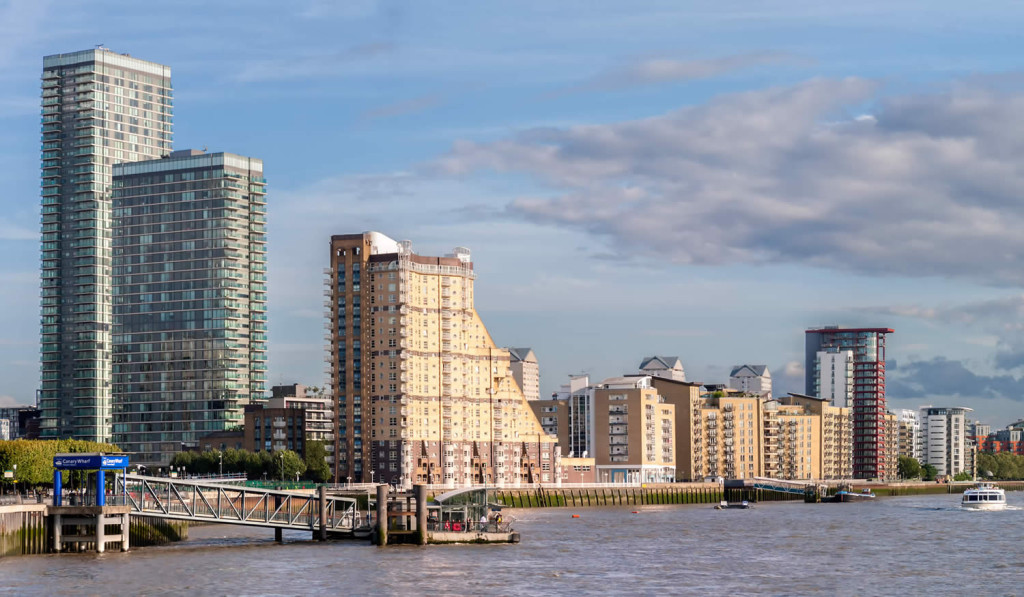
{"left": 169, "top": 441, "right": 331, "bottom": 483}
{"left": 0, "top": 439, "right": 122, "bottom": 486}
{"left": 977, "top": 451, "right": 1024, "bottom": 480}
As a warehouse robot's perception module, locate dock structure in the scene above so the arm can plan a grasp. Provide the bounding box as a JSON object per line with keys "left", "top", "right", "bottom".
{"left": 373, "top": 485, "right": 519, "bottom": 546}
{"left": 116, "top": 475, "right": 365, "bottom": 540}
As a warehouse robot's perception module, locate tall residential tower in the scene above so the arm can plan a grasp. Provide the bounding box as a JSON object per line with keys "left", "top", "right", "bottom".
{"left": 111, "top": 150, "right": 266, "bottom": 465}
{"left": 40, "top": 49, "right": 172, "bottom": 441}
{"left": 326, "top": 232, "right": 558, "bottom": 488}
{"left": 805, "top": 326, "right": 893, "bottom": 480}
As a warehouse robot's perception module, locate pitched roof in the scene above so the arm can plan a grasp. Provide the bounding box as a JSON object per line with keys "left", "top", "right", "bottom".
{"left": 639, "top": 356, "right": 682, "bottom": 370}
{"left": 729, "top": 364, "right": 769, "bottom": 377}
{"left": 508, "top": 347, "right": 536, "bottom": 363}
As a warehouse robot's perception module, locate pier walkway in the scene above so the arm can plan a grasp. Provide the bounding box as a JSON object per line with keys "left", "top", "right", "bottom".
{"left": 116, "top": 474, "right": 363, "bottom": 535}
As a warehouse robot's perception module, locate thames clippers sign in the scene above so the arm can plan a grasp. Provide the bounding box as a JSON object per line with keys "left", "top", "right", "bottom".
{"left": 52, "top": 454, "right": 129, "bottom": 470}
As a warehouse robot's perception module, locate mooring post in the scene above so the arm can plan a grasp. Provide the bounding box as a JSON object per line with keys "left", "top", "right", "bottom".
{"left": 274, "top": 493, "right": 283, "bottom": 543}
{"left": 376, "top": 484, "right": 388, "bottom": 547}
{"left": 415, "top": 484, "right": 427, "bottom": 545}
{"left": 318, "top": 485, "right": 328, "bottom": 541}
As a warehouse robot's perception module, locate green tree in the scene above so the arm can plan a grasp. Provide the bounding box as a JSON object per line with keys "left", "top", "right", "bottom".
{"left": 276, "top": 450, "right": 306, "bottom": 482}
{"left": 953, "top": 471, "right": 973, "bottom": 481}
{"left": 921, "top": 463, "right": 938, "bottom": 481}
{"left": 897, "top": 455, "right": 921, "bottom": 480}
{"left": 303, "top": 441, "right": 331, "bottom": 483}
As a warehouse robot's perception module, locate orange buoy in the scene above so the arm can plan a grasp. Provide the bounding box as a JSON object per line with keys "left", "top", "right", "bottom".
{"left": 571, "top": 514, "right": 580, "bottom": 518}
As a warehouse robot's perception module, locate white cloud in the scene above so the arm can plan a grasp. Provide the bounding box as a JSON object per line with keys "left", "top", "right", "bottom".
{"left": 436, "top": 78, "right": 1024, "bottom": 287}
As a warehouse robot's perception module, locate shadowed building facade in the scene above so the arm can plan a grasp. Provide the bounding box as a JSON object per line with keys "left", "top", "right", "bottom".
{"left": 39, "top": 48, "right": 173, "bottom": 442}
{"left": 326, "top": 232, "right": 558, "bottom": 487}
{"left": 110, "top": 150, "right": 266, "bottom": 465}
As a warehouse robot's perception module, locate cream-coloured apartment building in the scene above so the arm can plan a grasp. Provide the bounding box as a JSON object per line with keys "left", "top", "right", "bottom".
{"left": 326, "top": 232, "right": 559, "bottom": 487}
{"left": 777, "top": 394, "right": 853, "bottom": 480}
{"left": 592, "top": 376, "right": 675, "bottom": 483}
{"left": 509, "top": 348, "right": 540, "bottom": 401}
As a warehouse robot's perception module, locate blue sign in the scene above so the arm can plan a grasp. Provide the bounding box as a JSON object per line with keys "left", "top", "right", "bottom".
{"left": 53, "top": 454, "right": 129, "bottom": 470}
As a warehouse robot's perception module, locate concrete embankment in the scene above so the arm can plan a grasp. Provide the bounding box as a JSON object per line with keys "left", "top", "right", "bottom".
{"left": 483, "top": 483, "right": 801, "bottom": 508}
{"left": 866, "top": 481, "right": 1024, "bottom": 497}
{"left": 480, "top": 481, "right": 1024, "bottom": 509}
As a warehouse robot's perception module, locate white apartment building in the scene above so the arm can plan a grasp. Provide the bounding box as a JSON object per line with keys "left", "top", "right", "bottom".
{"left": 920, "top": 406, "right": 972, "bottom": 477}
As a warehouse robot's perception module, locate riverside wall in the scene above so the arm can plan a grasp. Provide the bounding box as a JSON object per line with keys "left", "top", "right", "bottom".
{"left": 484, "top": 483, "right": 803, "bottom": 508}
{"left": 484, "top": 481, "right": 1024, "bottom": 509}
{"left": 0, "top": 504, "right": 189, "bottom": 557}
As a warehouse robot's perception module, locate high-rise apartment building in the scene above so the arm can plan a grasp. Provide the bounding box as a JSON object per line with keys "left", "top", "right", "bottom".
{"left": 110, "top": 150, "right": 266, "bottom": 465}
{"left": 728, "top": 364, "right": 772, "bottom": 397}
{"left": 40, "top": 48, "right": 173, "bottom": 441}
{"left": 805, "top": 326, "right": 893, "bottom": 480}
{"left": 508, "top": 347, "right": 540, "bottom": 401}
{"left": 326, "top": 232, "right": 558, "bottom": 488}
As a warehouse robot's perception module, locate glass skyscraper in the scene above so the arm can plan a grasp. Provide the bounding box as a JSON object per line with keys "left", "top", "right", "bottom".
{"left": 111, "top": 150, "right": 267, "bottom": 465}
{"left": 40, "top": 49, "right": 173, "bottom": 441}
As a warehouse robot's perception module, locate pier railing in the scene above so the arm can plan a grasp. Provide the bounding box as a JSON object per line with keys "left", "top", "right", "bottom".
{"left": 116, "top": 474, "right": 364, "bottom": 533}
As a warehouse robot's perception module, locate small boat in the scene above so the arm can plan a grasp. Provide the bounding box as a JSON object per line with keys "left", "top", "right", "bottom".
{"left": 824, "top": 489, "right": 876, "bottom": 503}
{"left": 714, "top": 500, "right": 752, "bottom": 510}
{"left": 961, "top": 483, "right": 1006, "bottom": 511}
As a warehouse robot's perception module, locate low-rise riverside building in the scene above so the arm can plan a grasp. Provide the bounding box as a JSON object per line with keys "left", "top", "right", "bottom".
{"left": 776, "top": 394, "right": 853, "bottom": 480}
{"left": 592, "top": 376, "right": 675, "bottom": 483}
{"left": 559, "top": 457, "right": 597, "bottom": 483}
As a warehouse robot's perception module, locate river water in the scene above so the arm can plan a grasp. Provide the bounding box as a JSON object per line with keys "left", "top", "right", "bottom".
{"left": 1, "top": 493, "right": 1021, "bottom": 596}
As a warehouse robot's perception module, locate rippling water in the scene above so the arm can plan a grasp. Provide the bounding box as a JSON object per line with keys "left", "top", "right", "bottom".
{"left": 2, "top": 493, "right": 1022, "bottom": 596}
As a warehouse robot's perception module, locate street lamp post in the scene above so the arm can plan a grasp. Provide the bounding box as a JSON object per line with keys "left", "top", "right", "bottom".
{"left": 280, "top": 453, "right": 285, "bottom": 483}
{"left": 370, "top": 470, "right": 375, "bottom": 485}
{"left": 219, "top": 451, "right": 223, "bottom": 477}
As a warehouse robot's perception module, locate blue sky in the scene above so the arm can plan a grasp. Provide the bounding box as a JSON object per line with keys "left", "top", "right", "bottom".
{"left": 4, "top": 0, "right": 1024, "bottom": 427}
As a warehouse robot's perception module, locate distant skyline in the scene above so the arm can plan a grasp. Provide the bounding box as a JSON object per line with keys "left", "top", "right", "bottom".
{"left": 3, "top": 1, "right": 1024, "bottom": 428}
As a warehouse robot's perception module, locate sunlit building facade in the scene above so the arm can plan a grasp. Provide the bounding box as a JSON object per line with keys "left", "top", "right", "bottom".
{"left": 39, "top": 48, "right": 173, "bottom": 441}
{"left": 326, "top": 232, "right": 558, "bottom": 487}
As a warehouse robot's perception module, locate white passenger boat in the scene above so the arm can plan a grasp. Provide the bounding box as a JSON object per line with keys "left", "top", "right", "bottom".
{"left": 961, "top": 483, "right": 1006, "bottom": 510}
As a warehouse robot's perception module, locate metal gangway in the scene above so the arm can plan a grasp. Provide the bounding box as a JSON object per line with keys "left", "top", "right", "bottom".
{"left": 751, "top": 476, "right": 817, "bottom": 495}
{"left": 116, "top": 474, "right": 365, "bottom": 534}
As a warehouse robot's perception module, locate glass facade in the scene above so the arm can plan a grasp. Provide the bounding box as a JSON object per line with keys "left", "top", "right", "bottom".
{"left": 39, "top": 49, "right": 173, "bottom": 442}
{"left": 110, "top": 151, "right": 266, "bottom": 465}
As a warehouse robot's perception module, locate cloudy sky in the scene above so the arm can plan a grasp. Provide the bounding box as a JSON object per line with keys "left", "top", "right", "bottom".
{"left": 3, "top": 0, "right": 1024, "bottom": 426}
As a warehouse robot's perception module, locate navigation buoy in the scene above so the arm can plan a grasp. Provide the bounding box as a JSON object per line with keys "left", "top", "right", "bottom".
{"left": 571, "top": 514, "right": 580, "bottom": 518}
{"left": 631, "top": 511, "right": 639, "bottom": 514}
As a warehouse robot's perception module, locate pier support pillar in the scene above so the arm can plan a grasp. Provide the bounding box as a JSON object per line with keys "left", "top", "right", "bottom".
{"left": 96, "top": 514, "right": 105, "bottom": 553}
{"left": 318, "top": 485, "right": 327, "bottom": 541}
{"left": 121, "top": 512, "right": 130, "bottom": 552}
{"left": 376, "top": 484, "right": 387, "bottom": 547}
{"left": 415, "top": 484, "right": 427, "bottom": 545}
{"left": 53, "top": 513, "right": 62, "bottom": 553}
